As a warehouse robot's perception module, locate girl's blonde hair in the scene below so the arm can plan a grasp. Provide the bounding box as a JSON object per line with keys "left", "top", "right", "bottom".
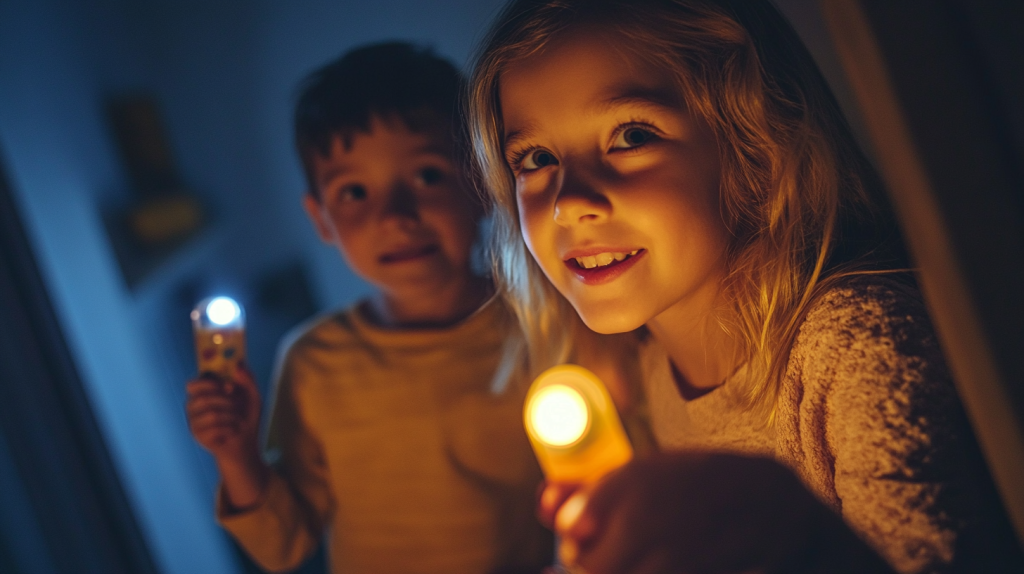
{"left": 469, "top": 0, "right": 906, "bottom": 416}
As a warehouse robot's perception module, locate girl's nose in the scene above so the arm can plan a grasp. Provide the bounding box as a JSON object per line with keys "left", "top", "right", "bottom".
{"left": 553, "top": 170, "right": 611, "bottom": 226}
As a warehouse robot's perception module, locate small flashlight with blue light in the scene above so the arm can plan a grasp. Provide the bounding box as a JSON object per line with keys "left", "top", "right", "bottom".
{"left": 191, "top": 296, "right": 246, "bottom": 379}
{"left": 524, "top": 364, "right": 633, "bottom": 484}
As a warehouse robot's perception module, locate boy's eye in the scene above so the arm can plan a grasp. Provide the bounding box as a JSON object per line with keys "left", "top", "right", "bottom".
{"left": 340, "top": 184, "right": 367, "bottom": 201}
{"left": 522, "top": 149, "right": 558, "bottom": 171}
{"left": 417, "top": 167, "right": 445, "bottom": 186}
{"left": 611, "top": 126, "right": 657, "bottom": 150}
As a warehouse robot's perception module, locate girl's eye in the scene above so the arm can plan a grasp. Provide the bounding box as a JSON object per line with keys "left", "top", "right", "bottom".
{"left": 417, "top": 167, "right": 445, "bottom": 186}
{"left": 340, "top": 184, "right": 367, "bottom": 201}
{"left": 611, "top": 126, "right": 657, "bottom": 150}
{"left": 521, "top": 149, "right": 558, "bottom": 171}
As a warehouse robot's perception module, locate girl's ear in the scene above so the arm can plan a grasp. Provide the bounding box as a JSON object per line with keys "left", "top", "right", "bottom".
{"left": 302, "top": 193, "right": 334, "bottom": 244}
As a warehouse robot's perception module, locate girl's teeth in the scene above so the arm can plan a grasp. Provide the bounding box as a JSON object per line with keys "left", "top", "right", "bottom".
{"left": 574, "top": 251, "right": 638, "bottom": 269}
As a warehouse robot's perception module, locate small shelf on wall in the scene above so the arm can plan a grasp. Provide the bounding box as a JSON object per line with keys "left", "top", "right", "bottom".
{"left": 102, "top": 94, "right": 209, "bottom": 289}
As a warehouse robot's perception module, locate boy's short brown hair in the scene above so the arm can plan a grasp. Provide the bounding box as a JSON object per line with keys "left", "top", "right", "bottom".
{"left": 294, "top": 42, "right": 465, "bottom": 198}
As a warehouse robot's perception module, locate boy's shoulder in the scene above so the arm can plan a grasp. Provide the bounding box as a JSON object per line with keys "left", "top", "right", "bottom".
{"left": 274, "top": 303, "right": 366, "bottom": 373}
{"left": 276, "top": 295, "right": 514, "bottom": 377}
{"left": 283, "top": 305, "right": 359, "bottom": 350}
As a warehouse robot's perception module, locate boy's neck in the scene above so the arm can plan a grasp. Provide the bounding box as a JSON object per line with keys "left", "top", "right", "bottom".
{"left": 365, "top": 274, "right": 493, "bottom": 329}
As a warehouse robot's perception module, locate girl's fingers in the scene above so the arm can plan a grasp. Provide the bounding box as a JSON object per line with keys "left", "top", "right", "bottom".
{"left": 555, "top": 491, "right": 591, "bottom": 536}
{"left": 568, "top": 480, "right": 654, "bottom": 574}
{"left": 538, "top": 481, "right": 581, "bottom": 528}
{"left": 559, "top": 469, "right": 629, "bottom": 546}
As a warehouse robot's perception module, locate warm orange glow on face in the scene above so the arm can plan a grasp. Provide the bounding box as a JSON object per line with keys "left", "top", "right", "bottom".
{"left": 500, "top": 28, "right": 728, "bottom": 336}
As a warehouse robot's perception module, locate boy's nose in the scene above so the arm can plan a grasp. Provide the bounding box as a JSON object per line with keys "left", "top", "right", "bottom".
{"left": 553, "top": 169, "right": 611, "bottom": 226}
{"left": 381, "top": 184, "right": 420, "bottom": 224}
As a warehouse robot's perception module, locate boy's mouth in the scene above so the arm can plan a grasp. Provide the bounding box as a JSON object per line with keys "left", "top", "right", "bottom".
{"left": 379, "top": 244, "right": 439, "bottom": 264}
{"left": 564, "top": 249, "right": 645, "bottom": 285}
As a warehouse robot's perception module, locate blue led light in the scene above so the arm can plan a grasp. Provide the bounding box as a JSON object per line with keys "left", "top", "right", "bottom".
{"left": 205, "top": 297, "right": 241, "bottom": 326}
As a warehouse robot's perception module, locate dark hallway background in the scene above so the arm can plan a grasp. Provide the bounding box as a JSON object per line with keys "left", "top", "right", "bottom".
{"left": 4, "top": 1, "right": 1018, "bottom": 573}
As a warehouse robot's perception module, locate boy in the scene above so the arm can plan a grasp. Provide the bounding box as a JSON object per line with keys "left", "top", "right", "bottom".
{"left": 185, "top": 42, "right": 552, "bottom": 573}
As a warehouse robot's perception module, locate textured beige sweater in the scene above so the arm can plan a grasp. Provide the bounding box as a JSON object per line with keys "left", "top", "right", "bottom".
{"left": 218, "top": 298, "right": 552, "bottom": 573}
{"left": 641, "top": 276, "right": 1021, "bottom": 573}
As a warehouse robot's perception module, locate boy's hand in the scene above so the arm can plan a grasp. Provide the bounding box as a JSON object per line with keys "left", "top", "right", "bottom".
{"left": 185, "top": 365, "right": 262, "bottom": 465}
{"left": 551, "top": 452, "right": 892, "bottom": 574}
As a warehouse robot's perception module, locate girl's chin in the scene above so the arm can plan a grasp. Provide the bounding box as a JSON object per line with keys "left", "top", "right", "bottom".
{"left": 571, "top": 301, "right": 649, "bottom": 335}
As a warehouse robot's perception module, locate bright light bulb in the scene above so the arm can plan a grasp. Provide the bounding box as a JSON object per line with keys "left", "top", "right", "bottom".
{"left": 529, "top": 384, "right": 589, "bottom": 447}
{"left": 206, "top": 297, "right": 240, "bottom": 326}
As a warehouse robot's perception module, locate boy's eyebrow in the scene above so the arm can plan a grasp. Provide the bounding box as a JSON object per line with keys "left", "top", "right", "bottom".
{"left": 317, "top": 164, "right": 349, "bottom": 185}
{"left": 412, "top": 142, "right": 452, "bottom": 157}
{"left": 316, "top": 140, "right": 453, "bottom": 183}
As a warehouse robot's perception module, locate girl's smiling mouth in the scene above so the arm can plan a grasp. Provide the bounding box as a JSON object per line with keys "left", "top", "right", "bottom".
{"left": 563, "top": 248, "right": 646, "bottom": 285}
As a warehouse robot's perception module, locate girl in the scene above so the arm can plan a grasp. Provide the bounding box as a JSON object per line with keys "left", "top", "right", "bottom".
{"left": 468, "top": 0, "right": 1023, "bottom": 572}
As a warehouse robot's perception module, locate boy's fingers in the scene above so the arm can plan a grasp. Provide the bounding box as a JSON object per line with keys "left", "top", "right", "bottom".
{"left": 186, "top": 378, "right": 222, "bottom": 395}
{"left": 189, "top": 410, "right": 243, "bottom": 431}
{"left": 192, "top": 421, "right": 239, "bottom": 439}
{"left": 192, "top": 426, "right": 239, "bottom": 449}
{"left": 186, "top": 395, "right": 237, "bottom": 417}
{"left": 234, "top": 363, "right": 259, "bottom": 392}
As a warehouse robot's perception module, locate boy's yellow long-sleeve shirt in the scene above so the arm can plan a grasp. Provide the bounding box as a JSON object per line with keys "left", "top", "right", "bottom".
{"left": 217, "top": 298, "right": 552, "bottom": 573}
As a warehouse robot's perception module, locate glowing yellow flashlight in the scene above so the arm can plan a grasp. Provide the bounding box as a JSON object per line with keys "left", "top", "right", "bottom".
{"left": 524, "top": 364, "right": 633, "bottom": 483}
{"left": 191, "top": 296, "right": 246, "bottom": 379}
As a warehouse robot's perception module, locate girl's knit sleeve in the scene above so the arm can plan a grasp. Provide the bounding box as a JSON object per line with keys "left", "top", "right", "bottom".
{"left": 791, "top": 278, "right": 1021, "bottom": 574}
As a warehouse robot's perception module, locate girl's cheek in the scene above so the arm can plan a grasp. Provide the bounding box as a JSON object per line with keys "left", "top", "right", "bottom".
{"left": 517, "top": 199, "right": 557, "bottom": 270}
{"left": 517, "top": 192, "right": 552, "bottom": 238}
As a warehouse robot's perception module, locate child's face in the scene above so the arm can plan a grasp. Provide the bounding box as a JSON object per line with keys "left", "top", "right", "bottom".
{"left": 500, "top": 28, "right": 731, "bottom": 334}
{"left": 303, "top": 116, "right": 480, "bottom": 296}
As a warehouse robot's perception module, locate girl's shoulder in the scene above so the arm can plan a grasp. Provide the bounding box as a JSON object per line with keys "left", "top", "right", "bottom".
{"left": 786, "top": 272, "right": 954, "bottom": 410}
{"left": 784, "top": 273, "right": 961, "bottom": 458}
{"left": 796, "top": 273, "right": 936, "bottom": 361}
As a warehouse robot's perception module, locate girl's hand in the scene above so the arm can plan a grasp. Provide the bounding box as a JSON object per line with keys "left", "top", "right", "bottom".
{"left": 185, "top": 365, "right": 262, "bottom": 466}
{"left": 554, "top": 452, "right": 892, "bottom": 574}
{"left": 538, "top": 480, "right": 582, "bottom": 530}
